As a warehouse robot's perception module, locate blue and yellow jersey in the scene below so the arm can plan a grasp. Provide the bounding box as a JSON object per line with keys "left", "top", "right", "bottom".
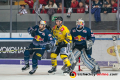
{"left": 70, "top": 27, "right": 95, "bottom": 46}
{"left": 52, "top": 25, "right": 72, "bottom": 44}
{"left": 28, "top": 25, "right": 55, "bottom": 47}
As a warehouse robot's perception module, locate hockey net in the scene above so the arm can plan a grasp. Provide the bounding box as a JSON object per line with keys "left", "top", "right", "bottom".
{"left": 77, "top": 33, "right": 120, "bottom": 71}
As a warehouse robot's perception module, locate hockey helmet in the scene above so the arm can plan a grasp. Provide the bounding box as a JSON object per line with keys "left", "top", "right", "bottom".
{"left": 55, "top": 16, "right": 63, "bottom": 21}
{"left": 39, "top": 20, "right": 47, "bottom": 26}
{"left": 76, "top": 18, "right": 85, "bottom": 28}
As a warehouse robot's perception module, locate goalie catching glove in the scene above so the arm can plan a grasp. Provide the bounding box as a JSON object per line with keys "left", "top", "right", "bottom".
{"left": 86, "top": 40, "right": 94, "bottom": 50}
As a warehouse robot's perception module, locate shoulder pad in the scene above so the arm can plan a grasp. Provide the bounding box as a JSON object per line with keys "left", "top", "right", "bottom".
{"left": 72, "top": 29, "right": 76, "bottom": 32}
{"left": 53, "top": 26, "right": 56, "bottom": 29}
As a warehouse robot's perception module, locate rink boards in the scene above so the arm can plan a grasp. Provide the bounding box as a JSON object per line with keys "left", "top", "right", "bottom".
{"left": 0, "top": 33, "right": 120, "bottom": 67}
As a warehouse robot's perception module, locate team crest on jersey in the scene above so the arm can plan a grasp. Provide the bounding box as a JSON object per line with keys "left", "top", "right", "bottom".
{"left": 48, "top": 34, "right": 52, "bottom": 37}
{"left": 34, "top": 35, "right": 44, "bottom": 41}
{"left": 42, "top": 33, "right": 45, "bottom": 36}
{"left": 60, "top": 27, "right": 64, "bottom": 31}
{"left": 83, "top": 30, "right": 87, "bottom": 33}
{"left": 59, "top": 32, "right": 62, "bottom": 34}
{"left": 74, "top": 35, "right": 86, "bottom": 41}
{"left": 72, "top": 29, "right": 76, "bottom": 32}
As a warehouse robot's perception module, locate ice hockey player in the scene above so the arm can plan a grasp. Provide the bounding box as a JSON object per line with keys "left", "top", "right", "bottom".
{"left": 48, "top": 16, "right": 72, "bottom": 74}
{"left": 70, "top": 18, "right": 101, "bottom": 75}
{"left": 22, "top": 20, "right": 55, "bottom": 74}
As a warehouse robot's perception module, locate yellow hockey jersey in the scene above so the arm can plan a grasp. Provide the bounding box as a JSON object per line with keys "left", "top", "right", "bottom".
{"left": 52, "top": 25, "right": 72, "bottom": 44}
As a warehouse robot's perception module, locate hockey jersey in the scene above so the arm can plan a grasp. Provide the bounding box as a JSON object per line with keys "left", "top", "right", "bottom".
{"left": 70, "top": 27, "right": 95, "bottom": 46}
{"left": 28, "top": 25, "right": 55, "bottom": 47}
{"left": 52, "top": 25, "right": 72, "bottom": 45}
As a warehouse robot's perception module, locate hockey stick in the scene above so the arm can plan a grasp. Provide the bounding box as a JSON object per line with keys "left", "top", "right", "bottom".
{"left": 34, "top": 10, "right": 42, "bottom": 20}
{"left": 112, "top": 36, "right": 120, "bottom": 63}
{"left": 34, "top": 9, "right": 52, "bottom": 31}
{"left": 70, "top": 50, "right": 76, "bottom": 63}
{"left": 0, "top": 48, "right": 45, "bottom": 53}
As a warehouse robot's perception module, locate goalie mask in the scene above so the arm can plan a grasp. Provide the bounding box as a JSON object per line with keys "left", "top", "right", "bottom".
{"left": 76, "top": 18, "right": 85, "bottom": 28}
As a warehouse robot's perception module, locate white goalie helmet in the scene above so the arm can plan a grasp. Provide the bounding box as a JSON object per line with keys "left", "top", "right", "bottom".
{"left": 76, "top": 18, "right": 85, "bottom": 27}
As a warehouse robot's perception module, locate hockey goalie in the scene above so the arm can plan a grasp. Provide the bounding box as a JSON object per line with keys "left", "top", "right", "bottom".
{"left": 62, "top": 18, "right": 101, "bottom": 75}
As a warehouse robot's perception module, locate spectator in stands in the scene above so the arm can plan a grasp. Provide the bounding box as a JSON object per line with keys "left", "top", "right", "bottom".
{"left": 46, "top": 0, "right": 57, "bottom": 26}
{"left": 57, "top": 3, "right": 66, "bottom": 13}
{"left": 102, "top": 1, "right": 111, "bottom": 13}
{"left": 77, "top": 2, "right": 85, "bottom": 13}
{"left": 45, "top": 0, "right": 57, "bottom": 9}
{"left": 111, "top": 0, "right": 117, "bottom": 13}
{"left": 64, "top": 0, "right": 72, "bottom": 9}
{"left": 18, "top": 4, "right": 27, "bottom": 15}
{"left": 70, "top": 0, "right": 79, "bottom": 13}
{"left": 24, "top": 0, "right": 34, "bottom": 13}
{"left": 33, "top": 0, "right": 42, "bottom": 14}
{"left": 39, "top": 0, "right": 48, "bottom": 5}
{"left": 116, "top": 0, "right": 120, "bottom": 19}
{"left": 55, "top": 0, "right": 62, "bottom": 7}
{"left": 40, "top": 5, "right": 47, "bottom": 13}
{"left": 106, "top": 0, "right": 112, "bottom": 7}
{"left": 91, "top": 0, "right": 102, "bottom": 22}
{"left": 78, "top": 0, "right": 81, "bottom": 2}
{"left": 85, "top": 0, "right": 89, "bottom": 13}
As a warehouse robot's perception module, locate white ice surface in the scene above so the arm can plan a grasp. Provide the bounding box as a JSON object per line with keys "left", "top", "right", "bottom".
{"left": 0, "top": 65, "right": 120, "bottom": 80}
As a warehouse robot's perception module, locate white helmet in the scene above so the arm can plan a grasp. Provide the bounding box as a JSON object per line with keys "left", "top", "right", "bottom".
{"left": 76, "top": 18, "right": 85, "bottom": 28}
{"left": 39, "top": 20, "right": 47, "bottom": 26}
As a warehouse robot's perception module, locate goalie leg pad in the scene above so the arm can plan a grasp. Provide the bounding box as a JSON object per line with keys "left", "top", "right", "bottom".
{"left": 81, "top": 48, "right": 100, "bottom": 72}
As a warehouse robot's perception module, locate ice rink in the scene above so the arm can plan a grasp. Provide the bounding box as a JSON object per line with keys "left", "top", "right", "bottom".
{"left": 0, "top": 65, "right": 120, "bottom": 80}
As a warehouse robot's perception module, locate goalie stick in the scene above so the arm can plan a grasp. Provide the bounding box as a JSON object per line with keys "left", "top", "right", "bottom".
{"left": 112, "top": 36, "right": 120, "bottom": 63}
{"left": 112, "top": 35, "right": 120, "bottom": 70}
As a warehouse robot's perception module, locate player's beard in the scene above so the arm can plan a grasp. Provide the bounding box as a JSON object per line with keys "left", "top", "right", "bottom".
{"left": 39, "top": 27, "right": 45, "bottom": 31}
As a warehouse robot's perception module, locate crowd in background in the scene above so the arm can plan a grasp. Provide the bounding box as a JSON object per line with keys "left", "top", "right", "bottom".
{"left": 17, "top": 0, "right": 119, "bottom": 23}
{"left": 21, "top": 0, "right": 119, "bottom": 14}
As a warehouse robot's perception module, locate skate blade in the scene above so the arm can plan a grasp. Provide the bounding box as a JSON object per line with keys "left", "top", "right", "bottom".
{"left": 22, "top": 67, "right": 30, "bottom": 72}
{"left": 29, "top": 73, "right": 34, "bottom": 75}
{"left": 48, "top": 72, "right": 56, "bottom": 75}
{"left": 63, "top": 73, "right": 69, "bottom": 76}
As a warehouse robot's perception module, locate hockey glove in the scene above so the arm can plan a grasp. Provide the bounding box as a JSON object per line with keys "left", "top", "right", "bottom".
{"left": 58, "top": 41, "right": 66, "bottom": 47}
{"left": 46, "top": 44, "right": 52, "bottom": 50}
{"left": 86, "top": 40, "right": 93, "bottom": 50}
{"left": 30, "top": 30, "right": 36, "bottom": 37}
